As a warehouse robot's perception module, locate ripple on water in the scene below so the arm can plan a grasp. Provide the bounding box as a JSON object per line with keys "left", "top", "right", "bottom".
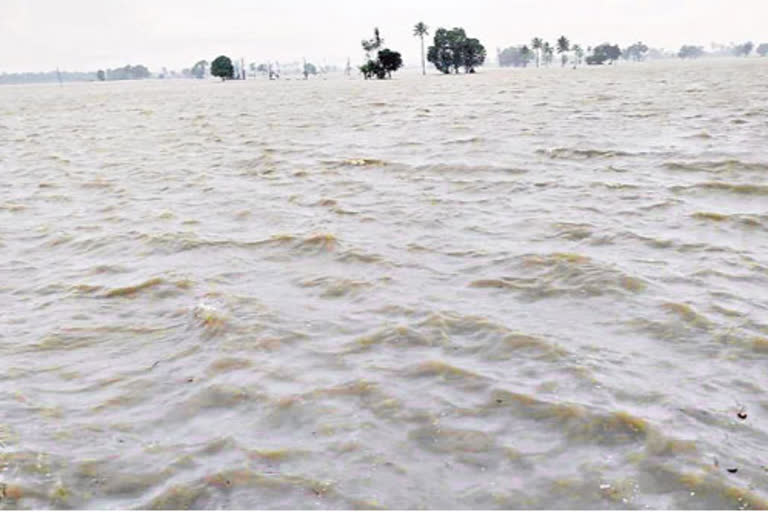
{"left": 469, "top": 252, "right": 647, "bottom": 299}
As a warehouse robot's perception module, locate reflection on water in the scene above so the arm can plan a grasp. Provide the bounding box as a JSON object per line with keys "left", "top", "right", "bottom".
{"left": 1, "top": 58, "right": 767, "bottom": 509}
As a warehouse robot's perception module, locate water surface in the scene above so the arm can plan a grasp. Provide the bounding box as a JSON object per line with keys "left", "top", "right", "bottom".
{"left": 1, "top": 58, "right": 768, "bottom": 509}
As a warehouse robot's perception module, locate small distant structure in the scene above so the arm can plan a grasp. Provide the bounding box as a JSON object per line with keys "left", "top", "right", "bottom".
{"left": 345, "top": 57, "right": 352, "bottom": 76}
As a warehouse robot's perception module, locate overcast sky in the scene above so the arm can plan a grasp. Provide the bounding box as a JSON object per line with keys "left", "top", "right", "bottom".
{"left": 0, "top": 0, "right": 765, "bottom": 72}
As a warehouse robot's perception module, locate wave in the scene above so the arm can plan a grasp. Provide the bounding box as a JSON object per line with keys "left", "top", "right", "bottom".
{"left": 664, "top": 159, "right": 768, "bottom": 173}
{"left": 671, "top": 182, "right": 768, "bottom": 195}
{"left": 536, "top": 147, "right": 634, "bottom": 160}
{"left": 103, "top": 277, "right": 192, "bottom": 298}
{"left": 469, "top": 252, "right": 647, "bottom": 299}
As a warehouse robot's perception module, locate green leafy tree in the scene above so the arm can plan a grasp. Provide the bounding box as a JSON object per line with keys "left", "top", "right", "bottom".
{"left": 191, "top": 60, "right": 208, "bottom": 79}
{"left": 757, "top": 43, "right": 768, "bottom": 56}
{"left": 303, "top": 61, "right": 317, "bottom": 79}
{"left": 96, "top": 70, "right": 105, "bottom": 81}
{"left": 359, "top": 28, "right": 403, "bottom": 80}
{"left": 378, "top": 49, "right": 403, "bottom": 78}
{"left": 587, "top": 43, "right": 621, "bottom": 65}
{"left": 734, "top": 41, "right": 754, "bottom": 56}
{"left": 211, "top": 55, "right": 234, "bottom": 80}
{"left": 623, "top": 42, "right": 649, "bottom": 61}
{"left": 557, "top": 36, "right": 570, "bottom": 67}
{"left": 413, "top": 22, "right": 429, "bottom": 75}
{"left": 531, "top": 37, "right": 543, "bottom": 67}
{"left": 106, "top": 65, "right": 150, "bottom": 80}
{"left": 498, "top": 45, "right": 534, "bottom": 67}
{"left": 360, "top": 60, "right": 383, "bottom": 79}
{"left": 678, "top": 45, "right": 704, "bottom": 59}
{"left": 427, "top": 27, "right": 486, "bottom": 74}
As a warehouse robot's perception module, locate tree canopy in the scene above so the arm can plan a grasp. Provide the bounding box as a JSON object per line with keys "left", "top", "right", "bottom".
{"left": 359, "top": 28, "right": 403, "bottom": 79}
{"left": 211, "top": 55, "right": 234, "bottom": 80}
{"left": 427, "top": 27, "right": 486, "bottom": 74}
{"left": 105, "top": 65, "right": 150, "bottom": 80}
{"left": 191, "top": 60, "right": 208, "bottom": 79}
{"left": 586, "top": 44, "right": 621, "bottom": 65}
{"left": 623, "top": 42, "right": 649, "bottom": 61}
{"left": 498, "top": 46, "right": 534, "bottom": 68}
{"left": 757, "top": 43, "right": 768, "bottom": 57}
{"left": 733, "top": 41, "right": 754, "bottom": 56}
{"left": 678, "top": 45, "right": 704, "bottom": 59}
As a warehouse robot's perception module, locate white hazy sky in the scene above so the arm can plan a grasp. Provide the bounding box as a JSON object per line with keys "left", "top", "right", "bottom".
{"left": 0, "top": 0, "right": 765, "bottom": 72}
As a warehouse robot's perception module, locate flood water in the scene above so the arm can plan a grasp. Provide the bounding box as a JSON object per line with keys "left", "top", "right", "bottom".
{"left": 1, "top": 58, "right": 768, "bottom": 509}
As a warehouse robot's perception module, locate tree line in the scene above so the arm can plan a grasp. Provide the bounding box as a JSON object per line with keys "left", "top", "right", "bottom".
{"left": 3, "top": 29, "right": 767, "bottom": 85}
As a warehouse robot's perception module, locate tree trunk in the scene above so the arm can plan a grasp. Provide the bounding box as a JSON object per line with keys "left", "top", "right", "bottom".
{"left": 420, "top": 36, "right": 426, "bottom": 75}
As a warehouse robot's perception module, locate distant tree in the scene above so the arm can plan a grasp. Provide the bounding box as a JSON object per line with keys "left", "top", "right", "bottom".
{"left": 623, "top": 41, "right": 649, "bottom": 61}
{"left": 105, "top": 64, "right": 150, "bottom": 80}
{"left": 542, "top": 42, "right": 554, "bottom": 66}
{"left": 733, "top": 41, "right": 754, "bottom": 56}
{"left": 572, "top": 44, "right": 584, "bottom": 67}
{"left": 586, "top": 43, "right": 621, "bottom": 65}
{"left": 427, "top": 27, "right": 485, "bottom": 74}
{"left": 757, "top": 43, "right": 768, "bottom": 56}
{"left": 211, "top": 55, "right": 234, "bottom": 80}
{"left": 191, "top": 60, "right": 208, "bottom": 79}
{"left": 556, "top": 36, "right": 570, "bottom": 67}
{"left": 531, "top": 37, "right": 543, "bottom": 67}
{"left": 360, "top": 60, "right": 384, "bottom": 79}
{"left": 413, "top": 22, "right": 429, "bottom": 75}
{"left": 378, "top": 49, "right": 403, "bottom": 78}
{"left": 96, "top": 70, "right": 106, "bottom": 81}
{"left": 498, "top": 45, "right": 534, "bottom": 67}
{"left": 303, "top": 61, "right": 317, "bottom": 79}
{"left": 359, "top": 28, "right": 403, "bottom": 80}
{"left": 678, "top": 45, "right": 704, "bottom": 59}
{"left": 362, "top": 27, "right": 384, "bottom": 59}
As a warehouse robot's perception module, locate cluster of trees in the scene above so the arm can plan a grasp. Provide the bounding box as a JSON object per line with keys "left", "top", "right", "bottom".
{"left": 359, "top": 28, "right": 403, "bottom": 79}
{"left": 0, "top": 70, "right": 95, "bottom": 84}
{"left": 586, "top": 43, "right": 622, "bottom": 65}
{"left": 498, "top": 36, "right": 592, "bottom": 68}
{"left": 679, "top": 41, "right": 764, "bottom": 59}
{"left": 426, "top": 27, "right": 486, "bottom": 74}
{"left": 497, "top": 45, "right": 534, "bottom": 67}
{"left": 622, "top": 42, "right": 649, "bottom": 61}
{"left": 678, "top": 45, "right": 705, "bottom": 59}
{"left": 96, "top": 65, "right": 150, "bottom": 81}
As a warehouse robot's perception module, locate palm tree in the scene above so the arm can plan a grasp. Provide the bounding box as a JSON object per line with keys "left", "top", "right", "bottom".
{"left": 531, "top": 37, "right": 543, "bottom": 67}
{"left": 572, "top": 44, "right": 584, "bottom": 68}
{"left": 521, "top": 45, "right": 533, "bottom": 67}
{"left": 543, "top": 41, "right": 554, "bottom": 66}
{"left": 413, "top": 22, "right": 429, "bottom": 75}
{"left": 557, "top": 35, "right": 570, "bottom": 67}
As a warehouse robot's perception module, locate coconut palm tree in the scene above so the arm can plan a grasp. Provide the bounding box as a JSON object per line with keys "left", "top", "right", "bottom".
{"left": 520, "top": 45, "right": 533, "bottom": 67}
{"left": 572, "top": 44, "right": 584, "bottom": 68}
{"left": 543, "top": 41, "right": 554, "bottom": 66}
{"left": 531, "top": 37, "right": 543, "bottom": 67}
{"left": 413, "top": 22, "right": 429, "bottom": 75}
{"left": 557, "top": 35, "right": 570, "bottom": 67}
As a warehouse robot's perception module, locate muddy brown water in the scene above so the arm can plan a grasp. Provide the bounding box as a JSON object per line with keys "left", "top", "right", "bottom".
{"left": 1, "top": 58, "right": 768, "bottom": 509}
